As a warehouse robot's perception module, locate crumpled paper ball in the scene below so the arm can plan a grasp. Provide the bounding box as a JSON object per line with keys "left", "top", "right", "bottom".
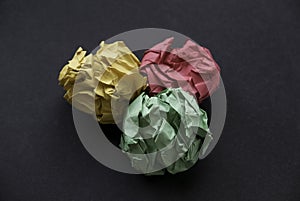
{"left": 58, "top": 41, "right": 147, "bottom": 124}
{"left": 120, "top": 88, "right": 212, "bottom": 175}
{"left": 140, "top": 37, "right": 221, "bottom": 103}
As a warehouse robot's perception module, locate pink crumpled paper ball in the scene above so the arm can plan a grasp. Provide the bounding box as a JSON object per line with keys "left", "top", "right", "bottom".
{"left": 140, "top": 37, "right": 221, "bottom": 103}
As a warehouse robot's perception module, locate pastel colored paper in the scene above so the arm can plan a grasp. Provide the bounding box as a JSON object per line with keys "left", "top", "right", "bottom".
{"left": 140, "top": 37, "right": 221, "bottom": 103}
{"left": 58, "top": 41, "right": 147, "bottom": 124}
{"left": 120, "top": 88, "right": 212, "bottom": 175}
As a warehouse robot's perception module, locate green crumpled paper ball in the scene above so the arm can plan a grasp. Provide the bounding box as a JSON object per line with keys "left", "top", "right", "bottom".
{"left": 120, "top": 88, "right": 212, "bottom": 175}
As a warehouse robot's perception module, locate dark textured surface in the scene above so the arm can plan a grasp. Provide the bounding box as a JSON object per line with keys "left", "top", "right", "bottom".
{"left": 0, "top": 0, "right": 299, "bottom": 200}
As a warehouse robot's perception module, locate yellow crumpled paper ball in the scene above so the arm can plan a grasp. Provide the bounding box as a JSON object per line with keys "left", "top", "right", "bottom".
{"left": 58, "top": 41, "right": 147, "bottom": 124}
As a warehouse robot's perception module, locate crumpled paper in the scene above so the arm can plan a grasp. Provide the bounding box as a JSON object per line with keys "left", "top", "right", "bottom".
{"left": 140, "top": 37, "right": 221, "bottom": 103}
{"left": 58, "top": 41, "right": 147, "bottom": 124}
{"left": 120, "top": 88, "right": 212, "bottom": 175}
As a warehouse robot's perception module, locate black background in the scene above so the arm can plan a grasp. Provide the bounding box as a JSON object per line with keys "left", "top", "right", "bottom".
{"left": 0, "top": 0, "right": 299, "bottom": 200}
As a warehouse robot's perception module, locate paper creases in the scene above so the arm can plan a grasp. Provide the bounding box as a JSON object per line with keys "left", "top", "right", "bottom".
{"left": 58, "top": 41, "right": 147, "bottom": 124}
{"left": 140, "top": 37, "right": 221, "bottom": 103}
{"left": 120, "top": 88, "right": 212, "bottom": 175}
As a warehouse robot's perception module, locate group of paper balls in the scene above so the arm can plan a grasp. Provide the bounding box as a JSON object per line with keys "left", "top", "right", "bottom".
{"left": 58, "top": 37, "right": 220, "bottom": 175}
